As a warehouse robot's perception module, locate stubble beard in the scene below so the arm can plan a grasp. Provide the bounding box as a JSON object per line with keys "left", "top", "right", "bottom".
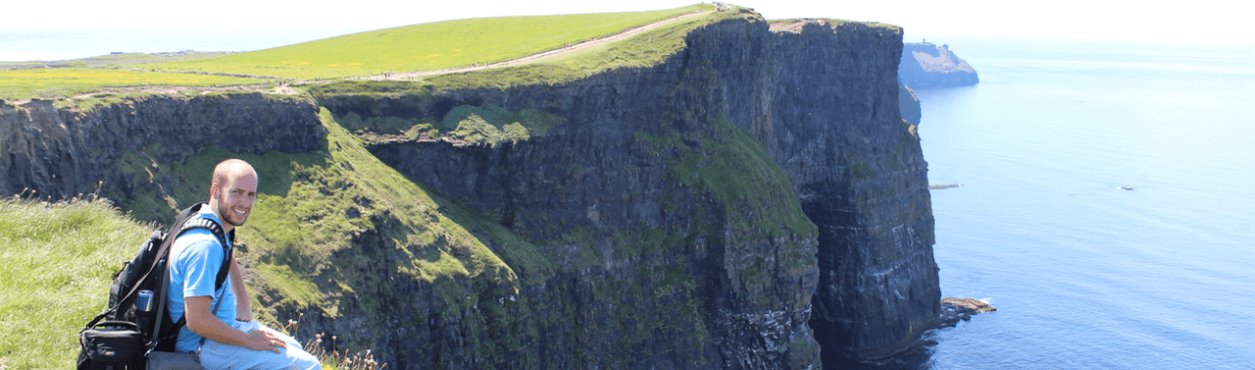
{"left": 217, "top": 201, "right": 247, "bottom": 227}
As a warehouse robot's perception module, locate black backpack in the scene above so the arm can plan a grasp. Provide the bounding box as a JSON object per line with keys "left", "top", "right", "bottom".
{"left": 77, "top": 202, "right": 234, "bottom": 370}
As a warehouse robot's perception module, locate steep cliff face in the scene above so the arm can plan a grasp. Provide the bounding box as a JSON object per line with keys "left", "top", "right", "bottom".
{"left": 0, "top": 94, "right": 324, "bottom": 204}
{"left": 702, "top": 20, "right": 938, "bottom": 362}
{"left": 332, "top": 39, "right": 825, "bottom": 368}
{"left": 899, "top": 42, "right": 978, "bottom": 88}
{"left": 332, "top": 17, "right": 938, "bottom": 366}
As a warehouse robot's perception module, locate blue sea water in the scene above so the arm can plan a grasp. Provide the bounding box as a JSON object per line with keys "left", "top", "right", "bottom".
{"left": 915, "top": 40, "right": 1255, "bottom": 369}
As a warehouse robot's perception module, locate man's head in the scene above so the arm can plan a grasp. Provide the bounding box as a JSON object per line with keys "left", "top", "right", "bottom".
{"left": 207, "top": 159, "right": 258, "bottom": 231}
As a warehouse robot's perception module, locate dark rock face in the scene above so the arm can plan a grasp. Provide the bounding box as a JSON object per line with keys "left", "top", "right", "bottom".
{"left": 343, "top": 18, "right": 938, "bottom": 367}
{"left": 0, "top": 94, "right": 324, "bottom": 202}
{"left": 899, "top": 84, "right": 921, "bottom": 126}
{"left": 347, "top": 41, "right": 825, "bottom": 369}
{"left": 899, "top": 42, "right": 979, "bottom": 88}
{"left": 733, "top": 22, "right": 939, "bottom": 363}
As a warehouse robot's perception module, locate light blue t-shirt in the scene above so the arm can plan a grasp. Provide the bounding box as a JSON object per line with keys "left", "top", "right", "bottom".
{"left": 167, "top": 210, "right": 237, "bottom": 353}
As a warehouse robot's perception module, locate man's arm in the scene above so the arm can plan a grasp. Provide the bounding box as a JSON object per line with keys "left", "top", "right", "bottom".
{"left": 230, "top": 255, "right": 252, "bottom": 322}
{"left": 185, "top": 296, "right": 284, "bottom": 353}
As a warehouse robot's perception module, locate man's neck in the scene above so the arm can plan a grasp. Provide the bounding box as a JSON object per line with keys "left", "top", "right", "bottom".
{"left": 201, "top": 205, "right": 234, "bottom": 234}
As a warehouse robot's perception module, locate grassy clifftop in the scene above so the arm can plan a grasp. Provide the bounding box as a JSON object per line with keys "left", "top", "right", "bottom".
{"left": 133, "top": 4, "right": 712, "bottom": 80}
{"left": 1, "top": 4, "right": 716, "bottom": 104}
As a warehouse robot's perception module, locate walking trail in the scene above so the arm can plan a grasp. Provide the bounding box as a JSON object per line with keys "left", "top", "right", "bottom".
{"left": 360, "top": 10, "right": 714, "bottom": 81}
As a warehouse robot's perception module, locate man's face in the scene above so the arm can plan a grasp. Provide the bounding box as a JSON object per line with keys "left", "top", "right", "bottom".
{"left": 213, "top": 172, "right": 258, "bottom": 227}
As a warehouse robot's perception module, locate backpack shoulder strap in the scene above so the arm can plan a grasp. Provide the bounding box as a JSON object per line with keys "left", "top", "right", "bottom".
{"left": 176, "top": 216, "right": 233, "bottom": 291}
{"left": 148, "top": 202, "right": 235, "bottom": 351}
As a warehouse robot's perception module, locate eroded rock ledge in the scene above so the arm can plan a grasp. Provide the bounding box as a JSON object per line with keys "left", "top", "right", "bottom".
{"left": 938, "top": 297, "right": 997, "bottom": 327}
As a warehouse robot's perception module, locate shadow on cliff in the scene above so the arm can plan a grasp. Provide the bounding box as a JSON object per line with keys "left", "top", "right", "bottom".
{"left": 820, "top": 333, "right": 937, "bottom": 370}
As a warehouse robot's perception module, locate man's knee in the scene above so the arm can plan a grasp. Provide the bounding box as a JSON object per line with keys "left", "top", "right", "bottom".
{"left": 287, "top": 347, "right": 321, "bottom": 370}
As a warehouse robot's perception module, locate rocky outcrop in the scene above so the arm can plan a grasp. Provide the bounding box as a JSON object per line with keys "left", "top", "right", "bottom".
{"left": 899, "top": 84, "right": 921, "bottom": 126}
{"left": 938, "top": 297, "right": 996, "bottom": 327}
{"left": 0, "top": 94, "right": 324, "bottom": 202}
{"left": 899, "top": 42, "right": 978, "bottom": 88}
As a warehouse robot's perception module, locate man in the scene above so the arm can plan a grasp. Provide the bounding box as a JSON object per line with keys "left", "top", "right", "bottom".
{"left": 167, "top": 158, "right": 320, "bottom": 369}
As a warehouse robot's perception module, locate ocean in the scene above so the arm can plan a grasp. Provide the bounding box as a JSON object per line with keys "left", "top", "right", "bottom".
{"left": 914, "top": 39, "right": 1255, "bottom": 369}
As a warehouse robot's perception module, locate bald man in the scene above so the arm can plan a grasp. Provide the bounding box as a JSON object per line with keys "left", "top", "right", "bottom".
{"left": 166, "top": 159, "right": 319, "bottom": 369}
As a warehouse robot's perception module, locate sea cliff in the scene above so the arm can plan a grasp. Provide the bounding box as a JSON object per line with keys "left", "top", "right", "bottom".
{"left": 899, "top": 42, "right": 979, "bottom": 88}
{"left": 1, "top": 10, "right": 938, "bottom": 369}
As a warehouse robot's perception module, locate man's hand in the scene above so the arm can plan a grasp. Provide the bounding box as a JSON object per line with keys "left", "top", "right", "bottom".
{"left": 242, "top": 328, "right": 287, "bottom": 353}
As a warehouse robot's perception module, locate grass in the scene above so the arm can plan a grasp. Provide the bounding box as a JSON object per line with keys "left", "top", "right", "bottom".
{"left": 283, "top": 314, "right": 386, "bottom": 370}
{"left": 0, "top": 68, "right": 264, "bottom": 102}
{"left": 0, "top": 197, "right": 387, "bottom": 369}
{"left": 131, "top": 5, "right": 712, "bottom": 80}
{"left": 306, "top": 5, "right": 741, "bottom": 96}
{"left": 0, "top": 198, "right": 151, "bottom": 369}
{"left": 635, "top": 115, "right": 817, "bottom": 241}
{"left": 413, "top": 6, "right": 741, "bottom": 91}
{"left": 439, "top": 105, "right": 559, "bottom": 146}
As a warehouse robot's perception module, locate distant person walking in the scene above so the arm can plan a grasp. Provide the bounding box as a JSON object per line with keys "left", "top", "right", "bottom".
{"left": 166, "top": 159, "right": 320, "bottom": 369}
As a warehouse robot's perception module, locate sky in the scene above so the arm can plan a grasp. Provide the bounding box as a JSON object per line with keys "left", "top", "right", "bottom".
{"left": 2, "top": 0, "right": 1249, "bottom": 61}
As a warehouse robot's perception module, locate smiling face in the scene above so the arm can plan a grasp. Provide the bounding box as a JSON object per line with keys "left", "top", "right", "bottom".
{"left": 208, "top": 159, "right": 258, "bottom": 232}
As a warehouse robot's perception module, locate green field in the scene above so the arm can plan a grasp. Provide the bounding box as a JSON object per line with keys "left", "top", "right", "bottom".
{"left": 309, "top": 6, "right": 745, "bottom": 93}
{"left": 131, "top": 4, "right": 712, "bottom": 80}
{"left": 0, "top": 68, "right": 263, "bottom": 101}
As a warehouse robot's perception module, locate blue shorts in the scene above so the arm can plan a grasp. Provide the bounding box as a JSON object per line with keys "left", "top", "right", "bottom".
{"left": 198, "top": 320, "right": 320, "bottom": 370}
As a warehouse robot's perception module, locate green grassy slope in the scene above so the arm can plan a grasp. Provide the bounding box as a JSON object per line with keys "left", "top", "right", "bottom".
{"left": 112, "top": 106, "right": 538, "bottom": 332}
{"left": 133, "top": 5, "right": 712, "bottom": 80}
{"left": 0, "top": 199, "right": 150, "bottom": 369}
{"left": 310, "top": 6, "right": 749, "bottom": 94}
